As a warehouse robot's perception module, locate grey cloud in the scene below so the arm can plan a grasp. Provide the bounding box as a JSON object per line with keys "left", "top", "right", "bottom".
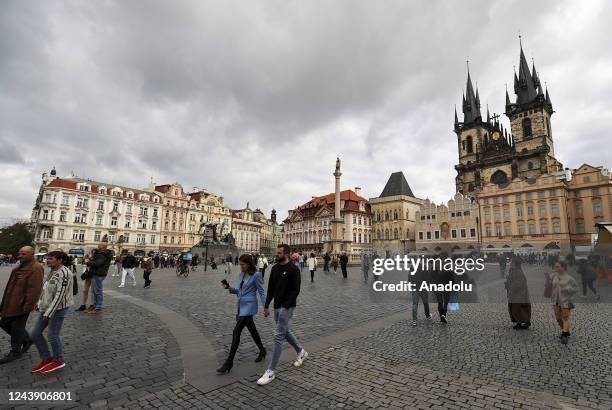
{"left": 0, "top": 0, "right": 610, "bottom": 220}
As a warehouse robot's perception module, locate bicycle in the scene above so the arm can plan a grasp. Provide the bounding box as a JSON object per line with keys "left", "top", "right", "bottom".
{"left": 176, "top": 263, "right": 189, "bottom": 277}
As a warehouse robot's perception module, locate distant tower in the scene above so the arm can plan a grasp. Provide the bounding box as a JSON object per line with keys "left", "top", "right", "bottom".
{"left": 271, "top": 209, "right": 277, "bottom": 223}
{"left": 505, "top": 39, "right": 558, "bottom": 173}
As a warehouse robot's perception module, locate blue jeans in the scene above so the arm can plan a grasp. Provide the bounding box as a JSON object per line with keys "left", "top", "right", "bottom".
{"left": 29, "top": 308, "right": 69, "bottom": 361}
{"left": 268, "top": 307, "right": 302, "bottom": 371}
{"left": 93, "top": 275, "right": 105, "bottom": 309}
{"left": 412, "top": 291, "right": 430, "bottom": 321}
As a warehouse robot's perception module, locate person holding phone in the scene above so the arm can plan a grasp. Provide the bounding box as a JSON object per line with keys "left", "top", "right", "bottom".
{"left": 217, "top": 254, "right": 266, "bottom": 374}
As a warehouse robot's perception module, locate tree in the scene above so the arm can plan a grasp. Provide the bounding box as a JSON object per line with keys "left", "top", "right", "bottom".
{"left": 0, "top": 222, "right": 34, "bottom": 257}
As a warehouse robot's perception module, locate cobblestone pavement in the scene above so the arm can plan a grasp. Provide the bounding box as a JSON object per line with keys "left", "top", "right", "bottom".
{"left": 0, "top": 263, "right": 610, "bottom": 409}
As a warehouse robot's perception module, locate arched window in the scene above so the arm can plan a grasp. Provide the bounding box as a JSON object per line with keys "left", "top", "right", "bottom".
{"left": 393, "top": 228, "right": 398, "bottom": 239}
{"left": 522, "top": 118, "right": 532, "bottom": 138}
{"left": 393, "top": 210, "right": 398, "bottom": 220}
{"left": 385, "top": 211, "right": 389, "bottom": 221}
{"left": 466, "top": 135, "right": 474, "bottom": 153}
{"left": 546, "top": 117, "right": 552, "bottom": 138}
{"left": 385, "top": 229, "right": 389, "bottom": 240}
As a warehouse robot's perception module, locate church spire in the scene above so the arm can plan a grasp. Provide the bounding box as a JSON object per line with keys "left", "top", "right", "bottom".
{"left": 515, "top": 40, "right": 539, "bottom": 104}
{"left": 462, "top": 65, "right": 482, "bottom": 125}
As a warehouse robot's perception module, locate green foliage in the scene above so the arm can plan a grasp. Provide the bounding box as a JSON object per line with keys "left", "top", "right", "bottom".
{"left": 0, "top": 222, "right": 34, "bottom": 257}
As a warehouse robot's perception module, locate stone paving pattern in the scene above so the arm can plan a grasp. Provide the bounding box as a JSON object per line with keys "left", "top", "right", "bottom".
{"left": 0, "top": 264, "right": 610, "bottom": 409}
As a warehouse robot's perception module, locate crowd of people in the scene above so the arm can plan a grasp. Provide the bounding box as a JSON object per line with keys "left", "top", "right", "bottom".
{"left": 0, "top": 241, "right": 607, "bottom": 380}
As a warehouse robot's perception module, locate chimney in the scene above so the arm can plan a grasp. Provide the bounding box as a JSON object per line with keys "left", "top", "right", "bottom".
{"left": 354, "top": 187, "right": 362, "bottom": 196}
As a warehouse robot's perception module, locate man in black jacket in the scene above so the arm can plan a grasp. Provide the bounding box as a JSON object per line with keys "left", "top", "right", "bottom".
{"left": 87, "top": 243, "right": 112, "bottom": 315}
{"left": 257, "top": 244, "right": 307, "bottom": 385}
{"left": 339, "top": 252, "right": 349, "bottom": 278}
{"left": 119, "top": 250, "right": 137, "bottom": 288}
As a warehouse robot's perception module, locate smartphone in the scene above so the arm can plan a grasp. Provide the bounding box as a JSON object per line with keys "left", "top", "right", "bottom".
{"left": 221, "top": 279, "right": 229, "bottom": 289}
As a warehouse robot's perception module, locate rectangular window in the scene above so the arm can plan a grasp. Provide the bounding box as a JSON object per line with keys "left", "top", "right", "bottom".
{"left": 59, "top": 211, "right": 67, "bottom": 222}
{"left": 42, "top": 209, "right": 49, "bottom": 220}
{"left": 485, "top": 225, "right": 491, "bottom": 237}
{"left": 553, "top": 221, "right": 561, "bottom": 234}
{"left": 515, "top": 193, "right": 521, "bottom": 201}
{"left": 451, "top": 229, "right": 457, "bottom": 238}
{"left": 125, "top": 218, "right": 131, "bottom": 228}
{"left": 576, "top": 221, "right": 585, "bottom": 233}
{"left": 57, "top": 228, "right": 64, "bottom": 240}
{"left": 518, "top": 224, "right": 525, "bottom": 235}
{"left": 575, "top": 202, "right": 583, "bottom": 216}
{"left": 97, "top": 200, "right": 104, "bottom": 210}
{"left": 96, "top": 215, "right": 103, "bottom": 225}
{"left": 484, "top": 208, "right": 490, "bottom": 220}
{"left": 418, "top": 232, "right": 424, "bottom": 240}
{"left": 494, "top": 208, "right": 501, "bottom": 220}
{"left": 434, "top": 231, "right": 440, "bottom": 239}
{"left": 123, "top": 233, "right": 130, "bottom": 243}
{"left": 551, "top": 202, "right": 559, "bottom": 216}
{"left": 111, "top": 217, "right": 118, "bottom": 227}
{"left": 539, "top": 204, "right": 547, "bottom": 217}
{"left": 592, "top": 188, "right": 600, "bottom": 196}
{"left": 426, "top": 231, "right": 432, "bottom": 240}
{"left": 94, "top": 231, "right": 101, "bottom": 242}
{"left": 527, "top": 205, "right": 534, "bottom": 216}
{"left": 528, "top": 222, "right": 536, "bottom": 235}
{"left": 516, "top": 206, "right": 523, "bottom": 217}
{"left": 460, "top": 229, "right": 466, "bottom": 238}
{"left": 470, "top": 228, "right": 476, "bottom": 238}
{"left": 541, "top": 222, "right": 548, "bottom": 235}
{"left": 504, "top": 225, "right": 511, "bottom": 236}
{"left": 593, "top": 201, "right": 602, "bottom": 215}
{"left": 538, "top": 191, "right": 545, "bottom": 199}
{"left": 151, "top": 235, "right": 156, "bottom": 244}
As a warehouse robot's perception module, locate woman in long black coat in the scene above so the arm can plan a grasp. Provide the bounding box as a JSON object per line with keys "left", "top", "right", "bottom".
{"left": 506, "top": 256, "right": 531, "bottom": 329}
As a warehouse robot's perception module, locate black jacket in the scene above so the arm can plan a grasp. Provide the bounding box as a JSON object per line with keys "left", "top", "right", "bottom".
{"left": 265, "top": 262, "right": 301, "bottom": 309}
{"left": 88, "top": 249, "right": 112, "bottom": 277}
{"left": 122, "top": 254, "right": 138, "bottom": 269}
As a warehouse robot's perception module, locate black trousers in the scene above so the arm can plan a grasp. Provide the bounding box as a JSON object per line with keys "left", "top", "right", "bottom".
{"left": 435, "top": 291, "right": 451, "bottom": 317}
{"left": 143, "top": 271, "right": 152, "bottom": 287}
{"left": 341, "top": 264, "right": 348, "bottom": 278}
{"left": 261, "top": 267, "right": 266, "bottom": 280}
{"left": 227, "top": 315, "right": 264, "bottom": 363}
{"left": 323, "top": 262, "right": 329, "bottom": 272}
{"left": 310, "top": 270, "right": 315, "bottom": 282}
{"left": 581, "top": 276, "right": 597, "bottom": 296}
{"left": 0, "top": 313, "right": 30, "bottom": 353}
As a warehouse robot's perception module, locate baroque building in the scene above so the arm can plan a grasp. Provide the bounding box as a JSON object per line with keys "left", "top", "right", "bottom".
{"left": 31, "top": 169, "right": 162, "bottom": 256}
{"left": 454, "top": 41, "right": 562, "bottom": 197}
{"left": 231, "top": 206, "right": 261, "bottom": 253}
{"left": 415, "top": 193, "right": 479, "bottom": 254}
{"left": 370, "top": 171, "right": 423, "bottom": 256}
{"left": 284, "top": 182, "right": 373, "bottom": 258}
{"left": 154, "top": 183, "right": 190, "bottom": 254}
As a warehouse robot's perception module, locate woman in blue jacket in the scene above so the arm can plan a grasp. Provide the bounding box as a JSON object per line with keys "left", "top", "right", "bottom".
{"left": 217, "top": 254, "right": 266, "bottom": 374}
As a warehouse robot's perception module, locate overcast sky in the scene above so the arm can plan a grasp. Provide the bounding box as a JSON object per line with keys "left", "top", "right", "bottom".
{"left": 1, "top": 0, "right": 610, "bottom": 222}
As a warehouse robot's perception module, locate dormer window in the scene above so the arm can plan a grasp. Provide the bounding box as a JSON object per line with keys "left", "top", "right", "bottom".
{"left": 99, "top": 187, "right": 106, "bottom": 195}
{"left": 78, "top": 184, "right": 90, "bottom": 192}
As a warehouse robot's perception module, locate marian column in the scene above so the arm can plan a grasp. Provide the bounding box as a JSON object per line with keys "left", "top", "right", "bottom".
{"left": 334, "top": 157, "right": 342, "bottom": 220}
{"left": 328, "top": 157, "right": 347, "bottom": 253}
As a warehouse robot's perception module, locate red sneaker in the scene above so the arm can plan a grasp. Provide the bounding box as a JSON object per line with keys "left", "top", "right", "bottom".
{"left": 40, "top": 359, "right": 66, "bottom": 373}
{"left": 31, "top": 359, "right": 53, "bottom": 373}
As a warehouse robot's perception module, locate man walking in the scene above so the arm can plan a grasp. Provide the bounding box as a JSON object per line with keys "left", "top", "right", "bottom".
{"left": 257, "top": 244, "right": 307, "bottom": 385}
{"left": 0, "top": 246, "right": 43, "bottom": 364}
{"left": 142, "top": 255, "right": 154, "bottom": 288}
{"left": 257, "top": 254, "right": 269, "bottom": 279}
{"left": 86, "top": 243, "right": 112, "bottom": 315}
{"left": 339, "top": 252, "right": 349, "bottom": 279}
{"left": 225, "top": 252, "right": 233, "bottom": 275}
{"left": 118, "top": 250, "right": 137, "bottom": 288}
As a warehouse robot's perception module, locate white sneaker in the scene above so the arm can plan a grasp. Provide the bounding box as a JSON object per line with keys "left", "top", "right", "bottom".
{"left": 256, "top": 369, "right": 275, "bottom": 385}
{"left": 294, "top": 349, "right": 308, "bottom": 367}
{"left": 118, "top": 284, "right": 125, "bottom": 288}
